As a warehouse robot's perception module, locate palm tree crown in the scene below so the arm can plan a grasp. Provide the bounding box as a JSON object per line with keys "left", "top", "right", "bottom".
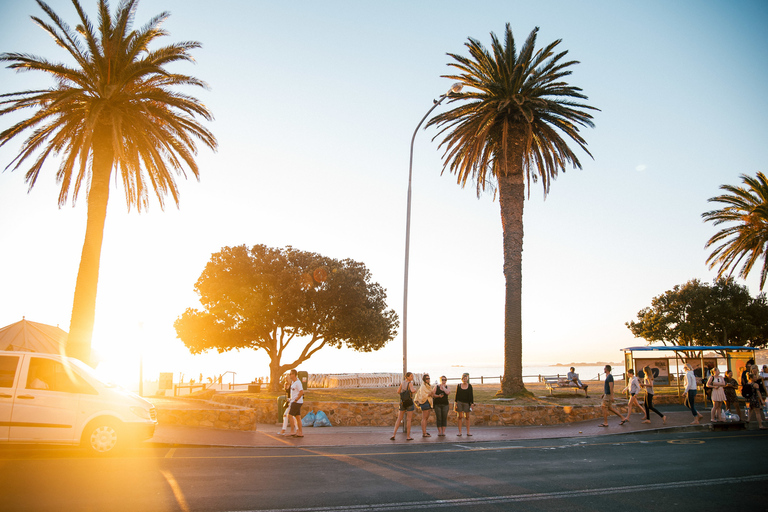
{"left": 0, "top": 0, "right": 217, "bottom": 363}
{"left": 429, "top": 24, "right": 596, "bottom": 196}
{"left": 428, "top": 24, "right": 597, "bottom": 395}
{"left": 0, "top": 0, "right": 217, "bottom": 210}
{"left": 703, "top": 172, "right": 768, "bottom": 290}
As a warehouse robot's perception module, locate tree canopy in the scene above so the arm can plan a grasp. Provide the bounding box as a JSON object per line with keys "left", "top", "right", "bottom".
{"left": 174, "top": 245, "right": 399, "bottom": 389}
{"left": 626, "top": 278, "right": 768, "bottom": 350}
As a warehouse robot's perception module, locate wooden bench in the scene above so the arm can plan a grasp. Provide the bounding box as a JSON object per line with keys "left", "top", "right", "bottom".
{"left": 543, "top": 376, "right": 589, "bottom": 396}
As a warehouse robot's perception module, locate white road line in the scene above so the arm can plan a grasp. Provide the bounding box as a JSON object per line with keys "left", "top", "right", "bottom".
{"left": 228, "top": 474, "right": 768, "bottom": 512}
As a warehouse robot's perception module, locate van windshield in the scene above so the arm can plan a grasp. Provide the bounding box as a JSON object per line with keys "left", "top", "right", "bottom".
{"left": 67, "top": 357, "right": 118, "bottom": 388}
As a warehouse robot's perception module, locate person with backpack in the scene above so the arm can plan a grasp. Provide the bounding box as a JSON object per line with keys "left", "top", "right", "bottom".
{"left": 391, "top": 372, "right": 417, "bottom": 441}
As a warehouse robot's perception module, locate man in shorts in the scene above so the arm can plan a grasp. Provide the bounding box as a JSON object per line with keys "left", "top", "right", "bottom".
{"left": 288, "top": 369, "right": 305, "bottom": 437}
{"left": 599, "top": 365, "right": 624, "bottom": 427}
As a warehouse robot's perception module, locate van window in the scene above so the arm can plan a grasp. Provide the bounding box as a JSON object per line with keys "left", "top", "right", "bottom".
{"left": 26, "top": 357, "right": 97, "bottom": 394}
{"left": 0, "top": 355, "right": 19, "bottom": 388}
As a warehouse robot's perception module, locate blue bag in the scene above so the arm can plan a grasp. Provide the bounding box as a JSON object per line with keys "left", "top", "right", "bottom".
{"left": 301, "top": 410, "right": 316, "bottom": 427}
{"left": 313, "top": 410, "right": 331, "bottom": 427}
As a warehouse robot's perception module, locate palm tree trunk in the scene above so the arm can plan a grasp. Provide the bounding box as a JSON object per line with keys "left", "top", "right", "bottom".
{"left": 67, "top": 140, "right": 113, "bottom": 365}
{"left": 497, "top": 170, "right": 526, "bottom": 395}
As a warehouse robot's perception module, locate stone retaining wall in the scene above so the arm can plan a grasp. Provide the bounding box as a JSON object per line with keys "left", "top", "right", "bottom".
{"left": 211, "top": 395, "right": 605, "bottom": 427}
{"left": 156, "top": 393, "right": 702, "bottom": 431}
{"left": 156, "top": 406, "right": 258, "bottom": 431}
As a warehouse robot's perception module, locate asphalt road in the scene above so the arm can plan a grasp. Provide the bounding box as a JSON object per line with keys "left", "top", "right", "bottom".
{"left": 1, "top": 430, "right": 767, "bottom": 512}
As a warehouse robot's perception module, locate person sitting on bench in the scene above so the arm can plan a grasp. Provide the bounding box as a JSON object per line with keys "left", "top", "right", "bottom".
{"left": 567, "top": 367, "right": 589, "bottom": 395}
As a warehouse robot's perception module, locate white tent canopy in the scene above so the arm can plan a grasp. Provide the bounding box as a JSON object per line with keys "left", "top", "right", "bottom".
{"left": 0, "top": 318, "right": 68, "bottom": 354}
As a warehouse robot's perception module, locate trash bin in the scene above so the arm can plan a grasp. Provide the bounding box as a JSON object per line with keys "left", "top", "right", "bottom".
{"left": 298, "top": 371, "right": 308, "bottom": 390}
{"left": 277, "top": 396, "right": 288, "bottom": 419}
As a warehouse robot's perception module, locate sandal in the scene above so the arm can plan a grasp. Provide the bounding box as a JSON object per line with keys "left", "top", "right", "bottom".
{"left": 390, "top": 436, "right": 396, "bottom": 441}
{"left": 406, "top": 437, "right": 414, "bottom": 441}
{"left": 457, "top": 433, "right": 462, "bottom": 436}
{"left": 598, "top": 424, "right": 609, "bottom": 427}
{"left": 466, "top": 433, "right": 472, "bottom": 436}
{"left": 619, "top": 420, "right": 627, "bottom": 425}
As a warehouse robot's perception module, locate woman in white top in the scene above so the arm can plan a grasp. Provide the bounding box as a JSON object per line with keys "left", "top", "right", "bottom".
{"left": 684, "top": 364, "right": 704, "bottom": 424}
{"left": 621, "top": 369, "right": 643, "bottom": 422}
{"left": 707, "top": 367, "right": 726, "bottom": 422}
{"left": 413, "top": 374, "right": 435, "bottom": 438}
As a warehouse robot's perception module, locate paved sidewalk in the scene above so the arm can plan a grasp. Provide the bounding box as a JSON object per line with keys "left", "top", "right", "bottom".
{"left": 146, "top": 408, "right": 744, "bottom": 449}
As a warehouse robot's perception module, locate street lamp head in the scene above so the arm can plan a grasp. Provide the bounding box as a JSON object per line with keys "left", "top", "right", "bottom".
{"left": 448, "top": 83, "right": 463, "bottom": 95}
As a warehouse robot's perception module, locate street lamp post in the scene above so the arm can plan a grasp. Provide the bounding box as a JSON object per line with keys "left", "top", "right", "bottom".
{"left": 402, "top": 83, "right": 463, "bottom": 379}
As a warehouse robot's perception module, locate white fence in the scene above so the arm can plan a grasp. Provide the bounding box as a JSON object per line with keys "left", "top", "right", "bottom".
{"left": 308, "top": 372, "right": 407, "bottom": 389}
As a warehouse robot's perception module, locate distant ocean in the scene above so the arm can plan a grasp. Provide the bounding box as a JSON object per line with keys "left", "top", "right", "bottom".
{"left": 415, "top": 364, "right": 624, "bottom": 384}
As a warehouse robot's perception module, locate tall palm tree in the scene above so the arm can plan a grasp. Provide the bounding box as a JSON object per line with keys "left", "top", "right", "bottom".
{"left": 703, "top": 172, "right": 768, "bottom": 291}
{"left": 428, "top": 24, "right": 597, "bottom": 395}
{"left": 0, "top": 0, "right": 217, "bottom": 364}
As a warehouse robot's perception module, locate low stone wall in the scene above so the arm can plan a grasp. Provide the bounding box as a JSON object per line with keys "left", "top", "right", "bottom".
{"left": 157, "top": 406, "right": 258, "bottom": 431}
{"left": 211, "top": 395, "right": 605, "bottom": 427}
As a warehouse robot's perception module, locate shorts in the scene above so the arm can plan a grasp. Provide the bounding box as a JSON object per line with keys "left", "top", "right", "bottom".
{"left": 455, "top": 402, "right": 471, "bottom": 413}
{"left": 399, "top": 402, "right": 415, "bottom": 412}
{"left": 289, "top": 402, "right": 303, "bottom": 416}
{"left": 601, "top": 395, "right": 614, "bottom": 406}
{"left": 419, "top": 402, "right": 432, "bottom": 411}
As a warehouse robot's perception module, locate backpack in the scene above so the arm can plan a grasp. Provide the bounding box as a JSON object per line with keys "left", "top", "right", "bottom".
{"left": 399, "top": 383, "right": 413, "bottom": 407}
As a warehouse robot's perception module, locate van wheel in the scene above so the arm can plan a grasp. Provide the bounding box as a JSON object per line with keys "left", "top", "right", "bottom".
{"left": 82, "top": 419, "right": 122, "bottom": 455}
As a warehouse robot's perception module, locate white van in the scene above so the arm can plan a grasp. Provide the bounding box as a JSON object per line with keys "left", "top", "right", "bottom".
{"left": 0, "top": 351, "right": 157, "bottom": 455}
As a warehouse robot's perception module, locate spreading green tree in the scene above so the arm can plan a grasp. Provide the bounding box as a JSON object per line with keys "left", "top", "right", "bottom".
{"left": 427, "top": 24, "right": 597, "bottom": 395}
{"left": 626, "top": 278, "right": 768, "bottom": 352}
{"left": 0, "top": 0, "right": 217, "bottom": 364}
{"left": 703, "top": 172, "right": 768, "bottom": 291}
{"left": 174, "top": 245, "right": 400, "bottom": 390}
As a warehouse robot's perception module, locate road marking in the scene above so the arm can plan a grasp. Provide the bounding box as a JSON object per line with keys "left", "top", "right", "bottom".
{"left": 225, "top": 474, "right": 768, "bottom": 512}
{"left": 160, "top": 469, "right": 191, "bottom": 512}
{"left": 667, "top": 439, "right": 705, "bottom": 445}
{"left": 165, "top": 447, "right": 176, "bottom": 458}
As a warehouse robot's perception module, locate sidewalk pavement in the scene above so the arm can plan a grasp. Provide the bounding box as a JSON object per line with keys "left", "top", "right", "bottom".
{"left": 146, "top": 408, "right": 742, "bottom": 449}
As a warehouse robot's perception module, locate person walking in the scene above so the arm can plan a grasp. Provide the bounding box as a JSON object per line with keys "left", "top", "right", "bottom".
{"left": 707, "top": 367, "right": 726, "bottom": 422}
{"left": 746, "top": 373, "right": 767, "bottom": 430}
{"left": 723, "top": 370, "right": 744, "bottom": 421}
{"left": 621, "top": 369, "right": 643, "bottom": 422}
{"left": 433, "top": 376, "right": 451, "bottom": 437}
{"left": 391, "top": 372, "right": 417, "bottom": 441}
{"left": 684, "top": 364, "right": 704, "bottom": 425}
{"left": 414, "top": 374, "right": 435, "bottom": 437}
{"left": 287, "top": 369, "right": 305, "bottom": 437}
{"left": 277, "top": 374, "right": 292, "bottom": 435}
{"left": 599, "top": 365, "right": 625, "bottom": 427}
{"left": 640, "top": 366, "right": 667, "bottom": 425}
{"left": 455, "top": 373, "right": 474, "bottom": 436}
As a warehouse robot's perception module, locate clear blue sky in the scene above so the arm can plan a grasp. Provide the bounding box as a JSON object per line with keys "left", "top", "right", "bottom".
{"left": 1, "top": 0, "right": 767, "bottom": 385}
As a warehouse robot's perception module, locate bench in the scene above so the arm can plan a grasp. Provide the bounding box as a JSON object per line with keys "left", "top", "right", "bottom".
{"left": 543, "top": 376, "right": 589, "bottom": 396}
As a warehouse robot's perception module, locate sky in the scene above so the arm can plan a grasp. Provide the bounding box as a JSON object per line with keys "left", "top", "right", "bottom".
{"left": 1, "top": 0, "right": 767, "bottom": 388}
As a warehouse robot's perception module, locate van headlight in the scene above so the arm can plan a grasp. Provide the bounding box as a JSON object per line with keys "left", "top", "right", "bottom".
{"left": 130, "top": 406, "right": 152, "bottom": 420}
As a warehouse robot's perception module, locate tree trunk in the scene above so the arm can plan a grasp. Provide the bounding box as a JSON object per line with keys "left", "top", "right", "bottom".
{"left": 66, "top": 139, "right": 113, "bottom": 366}
{"left": 497, "top": 160, "right": 526, "bottom": 395}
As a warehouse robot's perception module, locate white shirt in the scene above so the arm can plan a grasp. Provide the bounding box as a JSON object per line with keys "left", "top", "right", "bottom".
{"left": 290, "top": 379, "right": 304, "bottom": 403}
{"left": 684, "top": 370, "right": 697, "bottom": 391}
{"left": 629, "top": 376, "right": 640, "bottom": 394}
